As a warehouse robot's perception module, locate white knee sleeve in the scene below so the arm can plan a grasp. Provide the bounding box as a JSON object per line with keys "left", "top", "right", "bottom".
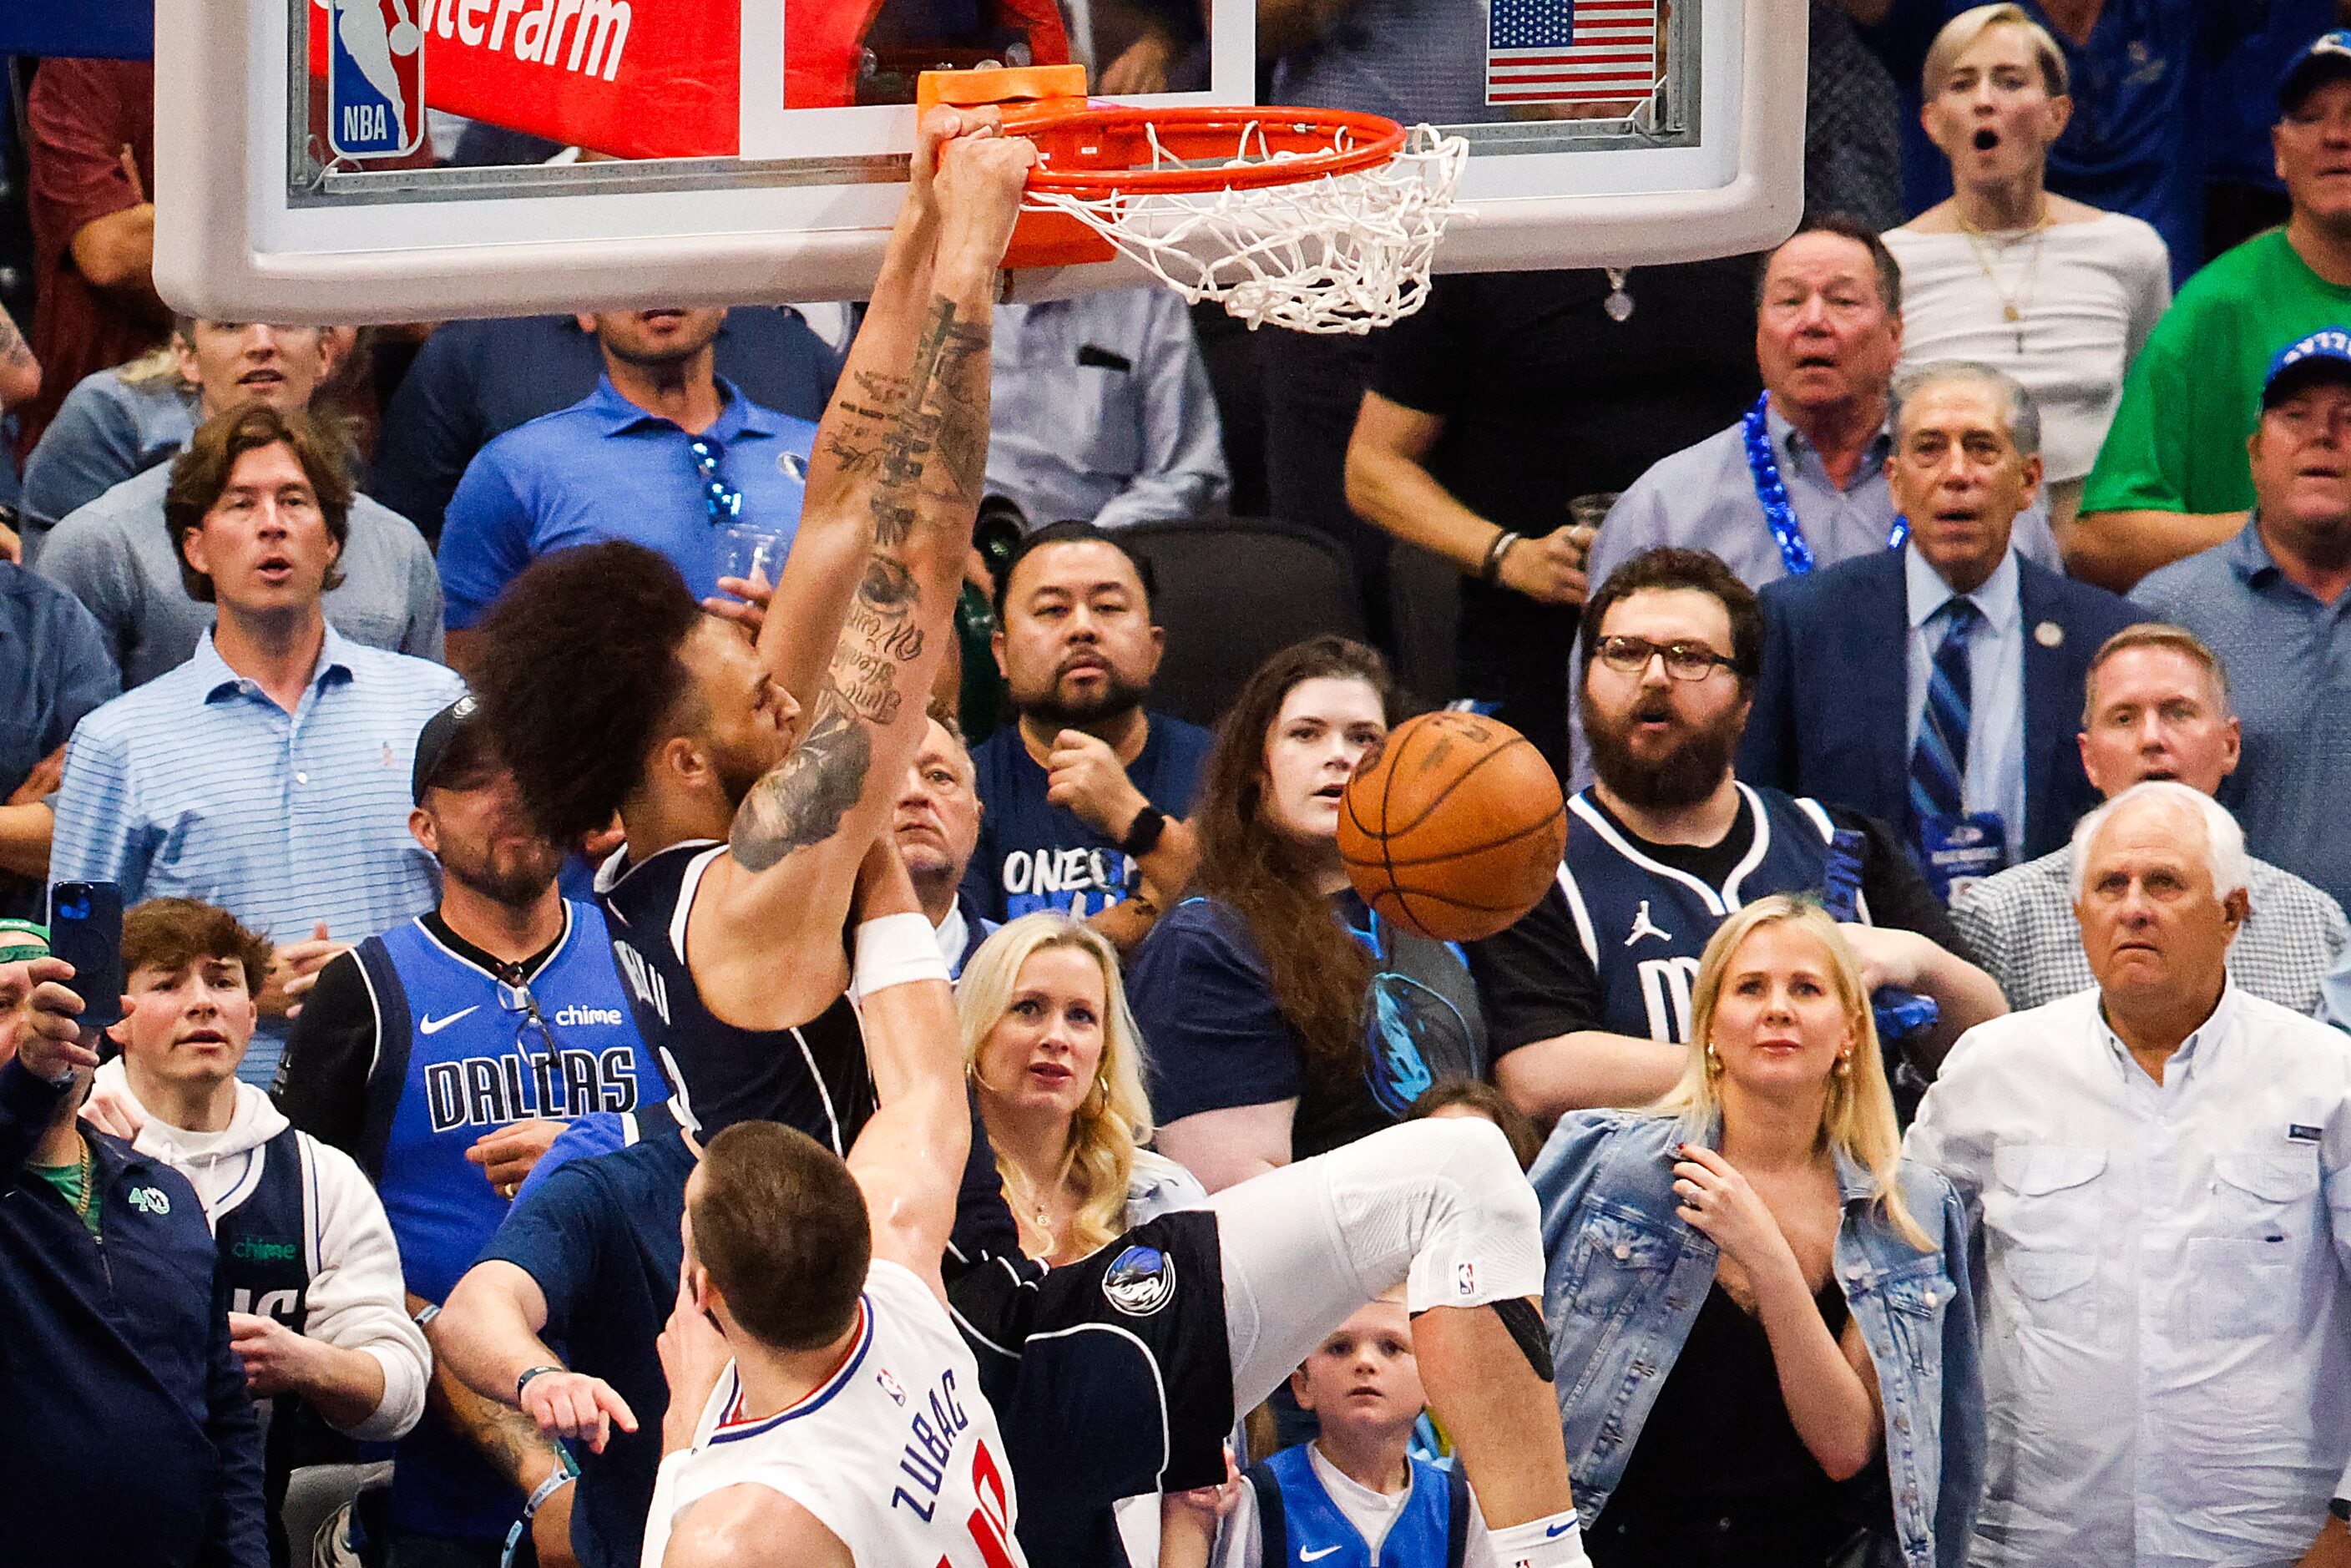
{"left": 1209, "top": 1117, "right": 1548, "bottom": 1413}
{"left": 1320, "top": 1117, "right": 1545, "bottom": 1315}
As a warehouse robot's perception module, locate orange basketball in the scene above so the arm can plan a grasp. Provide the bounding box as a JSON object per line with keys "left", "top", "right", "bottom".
{"left": 1337, "top": 711, "right": 1567, "bottom": 943}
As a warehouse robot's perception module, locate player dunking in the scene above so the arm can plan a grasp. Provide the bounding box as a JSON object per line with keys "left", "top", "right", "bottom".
{"left": 470, "top": 109, "right": 1034, "bottom": 1148}
{"left": 640, "top": 846, "right": 1013, "bottom": 1567}
{"left": 478, "top": 114, "right": 1592, "bottom": 1567}
{"left": 635, "top": 870, "right": 1595, "bottom": 1566}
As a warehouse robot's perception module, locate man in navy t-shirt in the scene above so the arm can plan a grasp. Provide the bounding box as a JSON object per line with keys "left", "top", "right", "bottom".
{"left": 964, "top": 522, "right": 1211, "bottom": 949}
{"left": 444, "top": 1125, "right": 691, "bottom": 1568}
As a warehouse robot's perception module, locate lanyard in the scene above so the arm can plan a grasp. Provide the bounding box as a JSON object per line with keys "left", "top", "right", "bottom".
{"left": 1741, "top": 393, "right": 1909, "bottom": 576}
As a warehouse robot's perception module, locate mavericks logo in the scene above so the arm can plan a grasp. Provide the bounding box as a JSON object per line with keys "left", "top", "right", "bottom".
{"left": 1101, "top": 1244, "right": 1176, "bottom": 1317}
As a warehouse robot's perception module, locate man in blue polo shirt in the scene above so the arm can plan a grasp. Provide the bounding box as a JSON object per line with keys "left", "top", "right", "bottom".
{"left": 48, "top": 403, "right": 464, "bottom": 1085}
{"left": 2135, "top": 327, "right": 2351, "bottom": 915}
{"left": 436, "top": 307, "right": 819, "bottom": 660}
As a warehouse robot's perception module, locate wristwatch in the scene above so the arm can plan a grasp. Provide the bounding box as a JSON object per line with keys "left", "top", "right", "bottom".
{"left": 1120, "top": 805, "right": 1168, "bottom": 859}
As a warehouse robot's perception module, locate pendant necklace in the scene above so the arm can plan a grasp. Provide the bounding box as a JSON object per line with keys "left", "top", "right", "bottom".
{"left": 1604, "top": 267, "right": 1635, "bottom": 321}
{"left": 1957, "top": 199, "right": 2049, "bottom": 356}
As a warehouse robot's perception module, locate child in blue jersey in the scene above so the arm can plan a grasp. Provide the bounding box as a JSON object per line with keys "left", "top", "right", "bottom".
{"left": 1185, "top": 1295, "right": 1484, "bottom": 1568}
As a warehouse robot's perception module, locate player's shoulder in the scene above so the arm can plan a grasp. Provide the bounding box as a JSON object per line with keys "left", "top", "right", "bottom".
{"left": 664, "top": 1481, "right": 852, "bottom": 1568}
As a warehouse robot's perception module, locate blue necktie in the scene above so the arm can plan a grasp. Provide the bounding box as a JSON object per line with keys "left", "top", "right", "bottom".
{"left": 1909, "top": 597, "right": 1982, "bottom": 827}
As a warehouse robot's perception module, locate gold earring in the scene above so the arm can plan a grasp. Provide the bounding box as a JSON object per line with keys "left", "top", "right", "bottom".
{"left": 1704, "top": 1042, "right": 1722, "bottom": 1074}
{"left": 1834, "top": 1052, "right": 1852, "bottom": 1077}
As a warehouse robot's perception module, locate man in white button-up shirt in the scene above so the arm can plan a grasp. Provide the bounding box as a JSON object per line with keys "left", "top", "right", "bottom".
{"left": 1909, "top": 780, "right": 2351, "bottom": 1568}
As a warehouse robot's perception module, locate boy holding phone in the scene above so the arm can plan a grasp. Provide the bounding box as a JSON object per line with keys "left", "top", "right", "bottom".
{"left": 84, "top": 896, "right": 428, "bottom": 1565}
{"left": 0, "top": 939, "right": 271, "bottom": 1568}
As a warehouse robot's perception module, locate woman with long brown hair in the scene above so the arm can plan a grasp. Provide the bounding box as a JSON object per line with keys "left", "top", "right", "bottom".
{"left": 1125, "top": 635, "right": 1487, "bottom": 1192}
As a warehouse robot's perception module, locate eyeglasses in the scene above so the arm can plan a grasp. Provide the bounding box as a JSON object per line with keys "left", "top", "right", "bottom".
{"left": 690, "top": 436, "right": 743, "bottom": 526}
{"left": 495, "top": 972, "right": 559, "bottom": 1059}
{"left": 1593, "top": 635, "right": 1738, "bottom": 682}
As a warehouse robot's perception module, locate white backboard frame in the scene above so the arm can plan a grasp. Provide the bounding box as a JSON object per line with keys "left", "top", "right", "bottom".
{"left": 154, "top": 0, "right": 1809, "bottom": 324}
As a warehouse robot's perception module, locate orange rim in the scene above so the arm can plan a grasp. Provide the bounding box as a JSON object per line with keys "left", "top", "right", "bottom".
{"left": 999, "top": 101, "right": 1409, "bottom": 196}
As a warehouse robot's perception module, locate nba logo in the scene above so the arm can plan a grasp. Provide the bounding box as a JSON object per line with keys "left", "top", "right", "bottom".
{"left": 323, "top": 0, "right": 426, "bottom": 159}
{"left": 1455, "top": 1261, "right": 1476, "bottom": 1297}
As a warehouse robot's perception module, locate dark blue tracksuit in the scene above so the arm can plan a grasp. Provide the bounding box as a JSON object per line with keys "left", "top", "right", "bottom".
{"left": 0, "top": 1057, "right": 269, "bottom": 1567}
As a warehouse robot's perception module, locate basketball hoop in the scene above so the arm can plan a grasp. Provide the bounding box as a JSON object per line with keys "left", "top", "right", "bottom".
{"left": 920, "top": 69, "right": 1466, "bottom": 335}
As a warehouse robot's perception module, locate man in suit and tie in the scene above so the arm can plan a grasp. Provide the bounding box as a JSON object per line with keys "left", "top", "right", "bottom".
{"left": 1740, "top": 362, "right": 2139, "bottom": 899}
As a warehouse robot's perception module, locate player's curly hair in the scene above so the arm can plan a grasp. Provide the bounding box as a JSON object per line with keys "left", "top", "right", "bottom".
{"left": 468, "top": 541, "right": 708, "bottom": 848}
{"left": 1192, "top": 636, "right": 1408, "bottom": 1087}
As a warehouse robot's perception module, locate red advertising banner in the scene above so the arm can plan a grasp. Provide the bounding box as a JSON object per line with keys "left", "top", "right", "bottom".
{"left": 305, "top": 0, "right": 1071, "bottom": 161}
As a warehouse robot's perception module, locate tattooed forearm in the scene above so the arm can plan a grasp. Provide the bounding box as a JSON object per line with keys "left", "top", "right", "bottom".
{"left": 860, "top": 298, "right": 991, "bottom": 547}
{"left": 729, "top": 699, "right": 875, "bottom": 871}
{"left": 829, "top": 555, "right": 925, "bottom": 722}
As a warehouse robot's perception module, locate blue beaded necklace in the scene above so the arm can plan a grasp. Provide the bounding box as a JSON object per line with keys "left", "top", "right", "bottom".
{"left": 1741, "top": 392, "right": 1909, "bottom": 576}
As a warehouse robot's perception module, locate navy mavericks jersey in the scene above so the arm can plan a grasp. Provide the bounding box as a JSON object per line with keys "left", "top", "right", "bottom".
{"left": 1559, "top": 783, "right": 1870, "bottom": 1042}
{"left": 212, "top": 1125, "right": 341, "bottom": 1565}
{"left": 215, "top": 1125, "right": 315, "bottom": 1330}
{"left": 599, "top": 842, "right": 873, "bottom": 1146}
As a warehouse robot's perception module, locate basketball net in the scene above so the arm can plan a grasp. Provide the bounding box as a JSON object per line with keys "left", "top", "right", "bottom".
{"left": 1021, "top": 120, "right": 1469, "bottom": 336}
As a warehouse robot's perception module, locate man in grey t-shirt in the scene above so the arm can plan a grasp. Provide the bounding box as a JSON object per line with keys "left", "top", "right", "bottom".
{"left": 35, "top": 320, "right": 441, "bottom": 685}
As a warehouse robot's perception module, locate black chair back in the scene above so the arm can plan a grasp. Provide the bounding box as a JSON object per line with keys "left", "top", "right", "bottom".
{"left": 1115, "top": 518, "right": 1368, "bottom": 731}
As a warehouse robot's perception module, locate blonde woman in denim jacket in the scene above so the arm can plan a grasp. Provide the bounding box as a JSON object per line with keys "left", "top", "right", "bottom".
{"left": 1529, "top": 895, "right": 1984, "bottom": 1568}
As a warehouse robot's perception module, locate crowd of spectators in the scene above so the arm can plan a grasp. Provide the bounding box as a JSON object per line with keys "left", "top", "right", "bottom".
{"left": 9, "top": 5, "right": 2351, "bottom": 1568}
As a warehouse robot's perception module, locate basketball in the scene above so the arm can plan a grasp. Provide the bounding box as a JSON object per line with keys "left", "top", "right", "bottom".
{"left": 1338, "top": 711, "right": 1567, "bottom": 943}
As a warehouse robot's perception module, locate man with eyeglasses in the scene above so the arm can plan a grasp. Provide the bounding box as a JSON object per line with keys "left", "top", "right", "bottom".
{"left": 270, "top": 695, "right": 668, "bottom": 1568}
{"left": 1739, "top": 362, "right": 2136, "bottom": 900}
{"left": 1466, "top": 546, "right": 2006, "bottom": 1123}
{"left": 434, "top": 306, "right": 819, "bottom": 669}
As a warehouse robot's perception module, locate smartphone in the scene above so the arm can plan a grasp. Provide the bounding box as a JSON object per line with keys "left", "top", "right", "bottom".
{"left": 46, "top": 882, "right": 125, "bottom": 1035}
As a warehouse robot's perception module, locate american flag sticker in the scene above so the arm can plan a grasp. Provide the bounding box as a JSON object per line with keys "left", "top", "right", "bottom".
{"left": 1488, "top": 0, "right": 1661, "bottom": 108}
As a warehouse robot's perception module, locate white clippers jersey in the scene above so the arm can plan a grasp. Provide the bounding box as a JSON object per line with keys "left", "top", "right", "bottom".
{"left": 641, "top": 1260, "right": 1026, "bottom": 1568}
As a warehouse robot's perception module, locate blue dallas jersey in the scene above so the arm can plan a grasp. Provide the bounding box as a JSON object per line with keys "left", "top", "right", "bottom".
{"left": 1248, "top": 1444, "right": 1469, "bottom": 1568}
{"left": 1558, "top": 783, "right": 1866, "bottom": 1043}
{"left": 349, "top": 898, "right": 665, "bottom": 1544}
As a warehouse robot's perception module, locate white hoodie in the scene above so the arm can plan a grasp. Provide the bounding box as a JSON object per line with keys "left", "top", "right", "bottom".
{"left": 93, "top": 1058, "right": 430, "bottom": 1443}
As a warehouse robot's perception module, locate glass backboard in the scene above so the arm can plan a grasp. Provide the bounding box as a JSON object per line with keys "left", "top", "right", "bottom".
{"left": 154, "top": 0, "right": 1807, "bottom": 323}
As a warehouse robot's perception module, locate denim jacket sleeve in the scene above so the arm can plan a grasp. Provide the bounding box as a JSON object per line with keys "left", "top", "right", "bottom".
{"left": 1932, "top": 1173, "right": 1985, "bottom": 1568}
{"left": 1529, "top": 1110, "right": 1631, "bottom": 1269}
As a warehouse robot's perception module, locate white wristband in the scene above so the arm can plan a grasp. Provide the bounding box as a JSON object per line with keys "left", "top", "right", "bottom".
{"left": 852, "top": 913, "right": 952, "bottom": 1001}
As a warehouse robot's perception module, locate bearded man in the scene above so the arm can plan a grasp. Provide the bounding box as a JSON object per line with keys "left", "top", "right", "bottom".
{"left": 1464, "top": 547, "right": 2006, "bottom": 1120}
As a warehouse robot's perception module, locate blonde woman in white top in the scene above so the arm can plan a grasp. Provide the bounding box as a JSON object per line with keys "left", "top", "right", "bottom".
{"left": 1883, "top": 3, "right": 2170, "bottom": 540}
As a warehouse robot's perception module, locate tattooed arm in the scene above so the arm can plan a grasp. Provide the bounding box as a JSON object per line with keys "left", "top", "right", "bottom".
{"left": 690, "top": 131, "right": 1036, "bottom": 1021}
{"left": 756, "top": 106, "right": 996, "bottom": 716}
{"left": 0, "top": 300, "right": 39, "bottom": 409}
